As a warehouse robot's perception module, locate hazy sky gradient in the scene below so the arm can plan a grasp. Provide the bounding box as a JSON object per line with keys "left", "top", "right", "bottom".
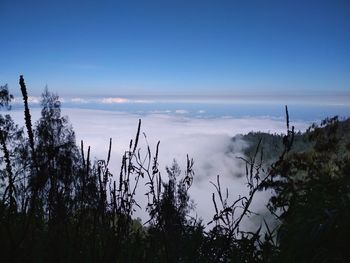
{"left": 1, "top": 0, "right": 349, "bottom": 103}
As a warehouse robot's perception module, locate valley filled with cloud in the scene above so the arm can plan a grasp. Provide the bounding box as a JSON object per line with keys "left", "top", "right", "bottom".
{"left": 8, "top": 106, "right": 310, "bottom": 229}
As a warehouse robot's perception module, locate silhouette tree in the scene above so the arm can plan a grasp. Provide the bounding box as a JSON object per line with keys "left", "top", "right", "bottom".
{"left": 1, "top": 76, "right": 350, "bottom": 262}
{"left": 261, "top": 116, "right": 350, "bottom": 262}
{"left": 31, "top": 88, "right": 81, "bottom": 261}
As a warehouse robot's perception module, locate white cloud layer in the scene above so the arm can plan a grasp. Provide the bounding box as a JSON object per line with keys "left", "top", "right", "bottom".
{"left": 8, "top": 108, "right": 310, "bottom": 230}
{"left": 101, "top": 97, "right": 129, "bottom": 104}
{"left": 175, "top": 109, "right": 189, "bottom": 114}
{"left": 13, "top": 96, "right": 41, "bottom": 104}
{"left": 71, "top": 97, "right": 89, "bottom": 103}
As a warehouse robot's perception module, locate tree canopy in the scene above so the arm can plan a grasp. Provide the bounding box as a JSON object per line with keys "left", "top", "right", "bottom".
{"left": 1, "top": 77, "right": 349, "bottom": 262}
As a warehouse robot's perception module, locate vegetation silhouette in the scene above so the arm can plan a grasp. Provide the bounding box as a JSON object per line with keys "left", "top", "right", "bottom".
{"left": 0, "top": 76, "right": 349, "bottom": 262}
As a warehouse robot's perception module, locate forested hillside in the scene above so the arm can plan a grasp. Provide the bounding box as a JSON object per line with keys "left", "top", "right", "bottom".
{"left": 237, "top": 118, "right": 350, "bottom": 162}
{"left": 1, "top": 77, "right": 349, "bottom": 262}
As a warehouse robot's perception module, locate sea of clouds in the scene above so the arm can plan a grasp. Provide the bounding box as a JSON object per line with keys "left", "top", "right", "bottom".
{"left": 8, "top": 106, "right": 310, "bottom": 230}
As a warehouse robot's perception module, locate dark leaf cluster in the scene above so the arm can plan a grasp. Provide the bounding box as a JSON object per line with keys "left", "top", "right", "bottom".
{"left": 0, "top": 77, "right": 349, "bottom": 262}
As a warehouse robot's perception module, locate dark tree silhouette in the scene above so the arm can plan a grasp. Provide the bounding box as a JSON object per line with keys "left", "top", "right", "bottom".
{"left": 1, "top": 76, "right": 349, "bottom": 262}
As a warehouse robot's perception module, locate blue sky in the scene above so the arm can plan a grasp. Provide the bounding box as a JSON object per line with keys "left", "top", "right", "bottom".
{"left": 0, "top": 0, "right": 349, "bottom": 103}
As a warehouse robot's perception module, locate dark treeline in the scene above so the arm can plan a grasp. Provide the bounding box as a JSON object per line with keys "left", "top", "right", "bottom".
{"left": 0, "top": 76, "right": 349, "bottom": 262}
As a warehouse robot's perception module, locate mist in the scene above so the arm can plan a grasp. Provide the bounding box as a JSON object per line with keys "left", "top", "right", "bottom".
{"left": 8, "top": 107, "right": 309, "bottom": 229}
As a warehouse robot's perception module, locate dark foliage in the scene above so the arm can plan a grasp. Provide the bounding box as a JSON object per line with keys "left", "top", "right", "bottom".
{"left": 0, "top": 77, "right": 349, "bottom": 262}
{"left": 260, "top": 116, "right": 350, "bottom": 263}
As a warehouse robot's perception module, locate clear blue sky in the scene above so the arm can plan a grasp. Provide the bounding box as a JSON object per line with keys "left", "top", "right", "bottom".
{"left": 0, "top": 0, "right": 349, "bottom": 103}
